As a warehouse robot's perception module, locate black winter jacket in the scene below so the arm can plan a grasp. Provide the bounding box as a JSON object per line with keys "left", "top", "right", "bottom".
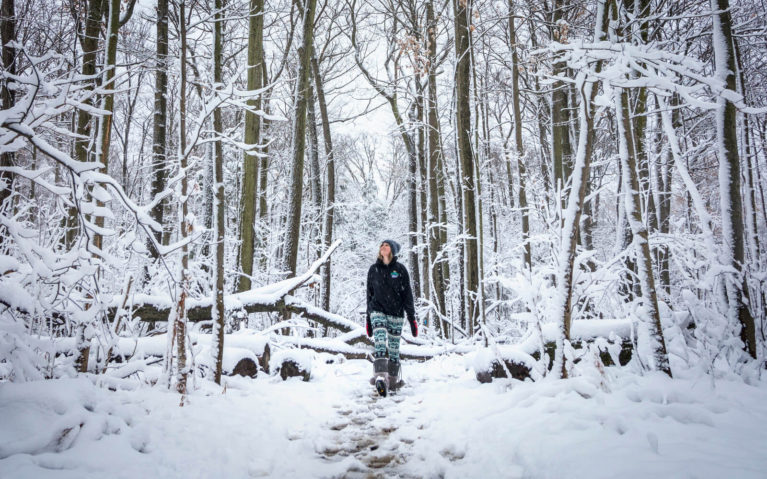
{"left": 366, "top": 257, "right": 416, "bottom": 327}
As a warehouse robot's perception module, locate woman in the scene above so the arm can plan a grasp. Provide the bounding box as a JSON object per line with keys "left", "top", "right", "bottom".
{"left": 366, "top": 239, "right": 418, "bottom": 396}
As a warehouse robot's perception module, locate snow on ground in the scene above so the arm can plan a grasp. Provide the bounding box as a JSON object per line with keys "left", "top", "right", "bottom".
{"left": 2, "top": 354, "right": 767, "bottom": 478}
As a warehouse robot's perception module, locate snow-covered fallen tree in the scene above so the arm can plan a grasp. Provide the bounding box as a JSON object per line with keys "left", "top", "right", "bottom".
{"left": 474, "top": 320, "right": 634, "bottom": 383}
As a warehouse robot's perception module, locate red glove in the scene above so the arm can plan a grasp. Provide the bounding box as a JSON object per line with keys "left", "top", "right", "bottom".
{"left": 366, "top": 314, "right": 372, "bottom": 337}
{"left": 409, "top": 319, "right": 418, "bottom": 337}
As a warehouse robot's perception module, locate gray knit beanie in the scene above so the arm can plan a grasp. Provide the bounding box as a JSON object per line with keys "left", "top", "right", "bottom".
{"left": 381, "top": 239, "right": 401, "bottom": 257}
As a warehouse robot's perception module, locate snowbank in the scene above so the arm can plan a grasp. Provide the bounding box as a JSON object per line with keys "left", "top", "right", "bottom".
{"left": 2, "top": 358, "right": 766, "bottom": 478}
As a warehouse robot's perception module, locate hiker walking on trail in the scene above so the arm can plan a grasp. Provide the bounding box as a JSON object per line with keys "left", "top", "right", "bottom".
{"left": 366, "top": 239, "right": 418, "bottom": 396}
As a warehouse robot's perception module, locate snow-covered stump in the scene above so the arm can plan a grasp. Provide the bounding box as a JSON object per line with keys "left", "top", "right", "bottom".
{"left": 230, "top": 357, "right": 259, "bottom": 378}
{"left": 223, "top": 335, "right": 271, "bottom": 375}
{"left": 199, "top": 346, "right": 262, "bottom": 379}
{"left": 475, "top": 359, "right": 533, "bottom": 383}
{"left": 473, "top": 348, "right": 537, "bottom": 383}
{"left": 271, "top": 349, "right": 313, "bottom": 382}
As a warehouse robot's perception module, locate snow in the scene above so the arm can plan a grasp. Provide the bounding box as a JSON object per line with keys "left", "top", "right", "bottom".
{"left": 2, "top": 355, "right": 766, "bottom": 478}
{"left": 542, "top": 319, "right": 632, "bottom": 342}
{"left": 270, "top": 348, "right": 314, "bottom": 376}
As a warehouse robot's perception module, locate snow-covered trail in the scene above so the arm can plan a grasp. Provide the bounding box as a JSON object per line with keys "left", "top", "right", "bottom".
{"left": 316, "top": 383, "right": 423, "bottom": 477}
{"left": 2, "top": 354, "right": 767, "bottom": 478}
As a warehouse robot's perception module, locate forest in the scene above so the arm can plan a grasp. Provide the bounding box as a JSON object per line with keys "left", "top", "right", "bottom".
{"left": 1, "top": 0, "right": 766, "bottom": 476}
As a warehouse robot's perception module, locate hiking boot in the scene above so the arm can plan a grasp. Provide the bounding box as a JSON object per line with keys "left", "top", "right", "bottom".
{"left": 375, "top": 377, "right": 388, "bottom": 397}
{"left": 371, "top": 358, "right": 389, "bottom": 391}
{"left": 388, "top": 360, "right": 403, "bottom": 390}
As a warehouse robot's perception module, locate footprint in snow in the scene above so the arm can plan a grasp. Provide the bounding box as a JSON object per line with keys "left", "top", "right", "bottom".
{"left": 317, "top": 380, "right": 427, "bottom": 477}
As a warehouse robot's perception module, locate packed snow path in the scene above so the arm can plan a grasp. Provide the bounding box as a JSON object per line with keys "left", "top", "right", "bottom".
{"left": 316, "top": 378, "right": 437, "bottom": 478}
{"left": 2, "top": 354, "right": 767, "bottom": 478}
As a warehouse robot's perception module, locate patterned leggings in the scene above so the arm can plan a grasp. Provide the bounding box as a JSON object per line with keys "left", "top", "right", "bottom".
{"left": 370, "top": 311, "right": 405, "bottom": 364}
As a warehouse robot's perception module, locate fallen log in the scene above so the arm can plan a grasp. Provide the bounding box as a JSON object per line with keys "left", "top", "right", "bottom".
{"left": 114, "top": 241, "right": 360, "bottom": 338}
{"left": 474, "top": 321, "right": 636, "bottom": 383}
{"left": 520, "top": 321, "right": 635, "bottom": 370}
{"left": 276, "top": 334, "right": 455, "bottom": 362}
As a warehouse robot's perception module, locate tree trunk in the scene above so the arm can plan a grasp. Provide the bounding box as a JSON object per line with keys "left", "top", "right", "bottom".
{"left": 0, "top": 0, "right": 15, "bottom": 241}
{"left": 282, "top": 0, "right": 317, "bottom": 276}
{"left": 408, "top": 101, "right": 421, "bottom": 298}
{"left": 454, "top": 0, "right": 479, "bottom": 334}
{"left": 148, "top": 0, "right": 169, "bottom": 257}
{"left": 72, "top": 0, "right": 104, "bottom": 373}
{"left": 425, "top": 0, "right": 447, "bottom": 334}
{"left": 454, "top": 144, "right": 466, "bottom": 334}
{"left": 70, "top": 0, "right": 103, "bottom": 250}
{"left": 654, "top": 96, "right": 674, "bottom": 296}
{"left": 237, "top": 0, "right": 264, "bottom": 292}
{"left": 92, "top": 0, "right": 122, "bottom": 253}
{"left": 616, "top": 87, "right": 671, "bottom": 376}
{"left": 121, "top": 72, "right": 142, "bottom": 192}
{"left": 307, "top": 81, "right": 322, "bottom": 265}
{"left": 528, "top": 19, "right": 552, "bottom": 197}
{"left": 551, "top": 0, "right": 573, "bottom": 201}
{"left": 631, "top": 0, "right": 658, "bottom": 298}
{"left": 617, "top": 167, "right": 638, "bottom": 301}
{"left": 552, "top": 0, "right": 609, "bottom": 378}
{"left": 212, "top": 0, "right": 226, "bottom": 385}
{"left": 437, "top": 138, "right": 450, "bottom": 307}
{"left": 734, "top": 40, "right": 761, "bottom": 294}
{"left": 417, "top": 87, "right": 429, "bottom": 306}
{"left": 257, "top": 90, "right": 271, "bottom": 269}
{"left": 311, "top": 54, "right": 335, "bottom": 313}
{"left": 176, "top": 0, "right": 190, "bottom": 397}
{"left": 508, "top": 0, "right": 530, "bottom": 270}
{"left": 711, "top": 0, "right": 756, "bottom": 358}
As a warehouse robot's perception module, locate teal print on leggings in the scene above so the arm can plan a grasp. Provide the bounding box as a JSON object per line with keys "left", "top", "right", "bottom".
{"left": 370, "top": 311, "right": 405, "bottom": 363}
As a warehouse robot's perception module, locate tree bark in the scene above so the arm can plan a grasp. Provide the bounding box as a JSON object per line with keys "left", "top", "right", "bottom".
{"left": 508, "top": 0, "right": 530, "bottom": 270}
{"left": 212, "top": 0, "right": 226, "bottom": 385}
{"left": 148, "top": 0, "right": 169, "bottom": 256}
{"left": 310, "top": 54, "right": 335, "bottom": 313}
{"left": 70, "top": 0, "right": 103, "bottom": 251}
{"left": 0, "top": 0, "right": 15, "bottom": 239}
{"left": 616, "top": 87, "right": 671, "bottom": 377}
{"left": 176, "top": 0, "right": 189, "bottom": 397}
{"left": 551, "top": 0, "right": 573, "bottom": 200}
{"left": 92, "top": 0, "right": 122, "bottom": 253}
{"left": 425, "top": 0, "right": 447, "bottom": 333}
{"left": 734, "top": 40, "right": 761, "bottom": 290}
{"left": 306, "top": 81, "right": 322, "bottom": 267}
{"left": 237, "top": 0, "right": 264, "bottom": 292}
{"left": 72, "top": 0, "right": 104, "bottom": 373}
{"left": 417, "top": 87, "right": 429, "bottom": 305}
{"left": 712, "top": 0, "right": 756, "bottom": 358}
{"left": 552, "top": 0, "right": 609, "bottom": 378}
{"left": 408, "top": 100, "right": 421, "bottom": 298}
{"left": 453, "top": 0, "right": 479, "bottom": 334}
{"left": 282, "top": 0, "right": 317, "bottom": 276}
{"left": 654, "top": 95, "right": 674, "bottom": 296}
{"left": 257, "top": 70, "right": 271, "bottom": 270}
